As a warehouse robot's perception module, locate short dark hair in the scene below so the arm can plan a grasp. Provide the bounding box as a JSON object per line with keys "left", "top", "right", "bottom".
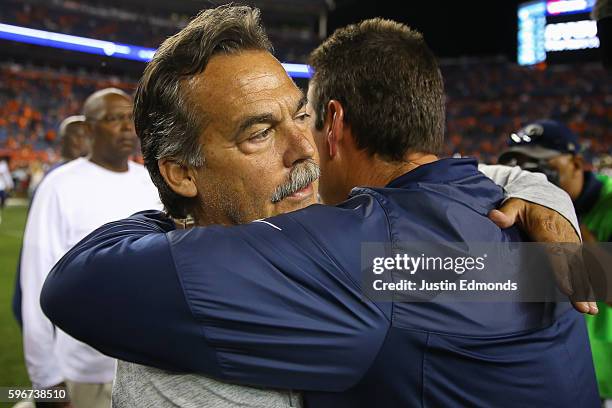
{"left": 308, "top": 18, "right": 445, "bottom": 161}
{"left": 134, "top": 5, "right": 273, "bottom": 218}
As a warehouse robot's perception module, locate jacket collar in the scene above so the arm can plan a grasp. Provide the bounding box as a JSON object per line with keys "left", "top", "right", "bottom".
{"left": 385, "top": 158, "right": 480, "bottom": 188}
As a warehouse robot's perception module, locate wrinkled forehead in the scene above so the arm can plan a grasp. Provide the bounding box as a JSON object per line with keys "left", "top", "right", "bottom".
{"left": 185, "top": 50, "right": 302, "bottom": 124}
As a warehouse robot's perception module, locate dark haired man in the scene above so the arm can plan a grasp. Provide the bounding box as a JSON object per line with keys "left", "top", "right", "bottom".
{"left": 42, "top": 7, "right": 598, "bottom": 408}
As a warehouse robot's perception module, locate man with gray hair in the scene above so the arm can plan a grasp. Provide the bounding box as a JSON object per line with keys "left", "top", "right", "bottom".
{"left": 20, "top": 88, "right": 160, "bottom": 408}
{"left": 44, "top": 5, "right": 596, "bottom": 408}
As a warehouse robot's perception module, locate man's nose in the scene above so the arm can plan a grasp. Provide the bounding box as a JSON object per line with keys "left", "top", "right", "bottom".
{"left": 283, "top": 126, "right": 316, "bottom": 168}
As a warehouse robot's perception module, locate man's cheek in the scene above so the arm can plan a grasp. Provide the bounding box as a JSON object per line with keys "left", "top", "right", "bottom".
{"left": 241, "top": 174, "right": 274, "bottom": 204}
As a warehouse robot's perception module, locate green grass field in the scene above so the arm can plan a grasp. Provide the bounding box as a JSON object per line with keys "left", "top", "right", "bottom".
{"left": 0, "top": 205, "right": 31, "bottom": 406}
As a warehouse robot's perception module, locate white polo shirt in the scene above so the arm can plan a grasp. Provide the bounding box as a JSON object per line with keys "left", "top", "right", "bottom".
{"left": 20, "top": 157, "right": 162, "bottom": 388}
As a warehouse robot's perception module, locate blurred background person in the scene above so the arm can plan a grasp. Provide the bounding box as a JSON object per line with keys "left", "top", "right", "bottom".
{"left": 0, "top": 155, "right": 14, "bottom": 224}
{"left": 48, "top": 115, "right": 90, "bottom": 173}
{"left": 596, "top": 155, "right": 612, "bottom": 177}
{"left": 498, "top": 119, "right": 612, "bottom": 405}
{"left": 12, "top": 115, "right": 90, "bottom": 331}
{"left": 19, "top": 88, "right": 161, "bottom": 408}
{"left": 498, "top": 119, "right": 611, "bottom": 240}
{"left": 26, "top": 160, "right": 43, "bottom": 197}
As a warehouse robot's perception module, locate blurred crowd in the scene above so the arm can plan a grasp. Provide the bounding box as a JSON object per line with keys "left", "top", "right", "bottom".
{"left": 1, "top": 58, "right": 610, "bottom": 198}
{"left": 0, "top": 0, "right": 318, "bottom": 62}
{"left": 0, "top": 63, "right": 135, "bottom": 196}
{"left": 1, "top": 0, "right": 187, "bottom": 48}
{"left": 442, "top": 60, "right": 612, "bottom": 163}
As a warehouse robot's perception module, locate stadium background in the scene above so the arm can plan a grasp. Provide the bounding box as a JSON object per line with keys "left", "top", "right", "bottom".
{"left": 0, "top": 0, "right": 610, "bottom": 403}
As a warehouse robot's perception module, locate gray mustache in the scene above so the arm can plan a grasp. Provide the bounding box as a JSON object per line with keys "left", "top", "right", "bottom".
{"left": 271, "top": 159, "right": 320, "bottom": 203}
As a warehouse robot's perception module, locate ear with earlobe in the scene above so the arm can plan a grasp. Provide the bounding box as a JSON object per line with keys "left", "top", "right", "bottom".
{"left": 158, "top": 159, "right": 198, "bottom": 198}
{"left": 325, "top": 99, "right": 345, "bottom": 159}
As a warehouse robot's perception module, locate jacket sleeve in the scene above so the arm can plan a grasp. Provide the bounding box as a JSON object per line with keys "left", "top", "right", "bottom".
{"left": 478, "top": 164, "right": 581, "bottom": 238}
{"left": 41, "top": 205, "right": 391, "bottom": 392}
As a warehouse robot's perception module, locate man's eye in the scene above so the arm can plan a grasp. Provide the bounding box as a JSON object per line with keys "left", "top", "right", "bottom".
{"left": 296, "top": 112, "right": 311, "bottom": 122}
{"left": 250, "top": 128, "right": 272, "bottom": 142}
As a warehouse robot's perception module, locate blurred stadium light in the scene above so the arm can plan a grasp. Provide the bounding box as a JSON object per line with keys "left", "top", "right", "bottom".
{"left": 0, "top": 23, "right": 312, "bottom": 79}
{"left": 518, "top": 0, "right": 600, "bottom": 65}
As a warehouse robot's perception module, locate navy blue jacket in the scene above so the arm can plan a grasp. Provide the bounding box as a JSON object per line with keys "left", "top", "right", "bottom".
{"left": 41, "top": 158, "right": 599, "bottom": 407}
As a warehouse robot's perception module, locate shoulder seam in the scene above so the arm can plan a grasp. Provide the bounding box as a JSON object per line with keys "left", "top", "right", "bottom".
{"left": 354, "top": 190, "right": 395, "bottom": 323}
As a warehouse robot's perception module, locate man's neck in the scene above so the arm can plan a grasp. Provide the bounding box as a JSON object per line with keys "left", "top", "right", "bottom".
{"left": 191, "top": 202, "right": 245, "bottom": 227}
{"left": 193, "top": 212, "right": 235, "bottom": 227}
{"left": 349, "top": 152, "right": 438, "bottom": 190}
{"left": 89, "top": 154, "right": 129, "bottom": 172}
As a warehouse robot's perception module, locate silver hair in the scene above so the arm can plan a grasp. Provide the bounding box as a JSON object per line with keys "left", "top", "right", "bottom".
{"left": 271, "top": 159, "right": 321, "bottom": 203}
{"left": 148, "top": 81, "right": 205, "bottom": 168}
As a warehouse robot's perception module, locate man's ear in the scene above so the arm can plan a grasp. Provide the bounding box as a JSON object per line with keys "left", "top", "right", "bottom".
{"left": 158, "top": 159, "right": 198, "bottom": 198}
{"left": 572, "top": 154, "right": 585, "bottom": 172}
{"left": 324, "top": 100, "right": 345, "bottom": 159}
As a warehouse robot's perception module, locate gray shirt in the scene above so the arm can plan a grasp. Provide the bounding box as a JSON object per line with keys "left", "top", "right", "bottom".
{"left": 111, "top": 164, "right": 579, "bottom": 408}
{"left": 112, "top": 360, "right": 302, "bottom": 408}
